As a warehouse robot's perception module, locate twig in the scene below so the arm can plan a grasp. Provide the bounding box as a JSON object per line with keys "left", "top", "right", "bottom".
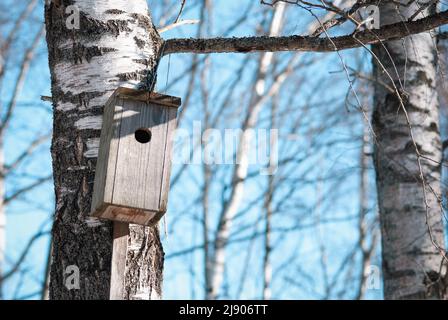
{"left": 158, "top": 19, "right": 200, "bottom": 33}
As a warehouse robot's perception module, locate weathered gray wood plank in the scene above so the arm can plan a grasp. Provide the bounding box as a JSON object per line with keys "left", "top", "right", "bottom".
{"left": 109, "top": 221, "right": 129, "bottom": 300}
{"left": 91, "top": 97, "right": 123, "bottom": 212}
{"left": 115, "top": 87, "right": 181, "bottom": 108}
{"left": 159, "top": 107, "right": 178, "bottom": 212}
{"left": 95, "top": 204, "right": 157, "bottom": 226}
{"left": 111, "top": 99, "right": 168, "bottom": 212}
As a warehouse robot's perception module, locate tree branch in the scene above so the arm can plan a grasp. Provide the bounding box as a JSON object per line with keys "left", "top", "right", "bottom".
{"left": 0, "top": 228, "right": 50, "bottom": 282}
{"left": 3, "top": 132, "right": 51, "bottom": 175}
{"left": 164, "top": 9, "right": 448, "bottom": 55}
{"left": 0, "top": 0, "right": 37, "bottom": 58}
{"left": 4, "top": 174, "right": 52, "bottom": 204}
{"left": 158, "top": 19, "right": 200, "bottom": 33}
{"left": 0, "top": 25, "right": 45, "bottom": 136}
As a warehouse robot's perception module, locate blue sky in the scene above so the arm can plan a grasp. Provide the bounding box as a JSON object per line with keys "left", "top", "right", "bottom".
{"left": 1, "top": 0, "right": 385, "bottom": 300}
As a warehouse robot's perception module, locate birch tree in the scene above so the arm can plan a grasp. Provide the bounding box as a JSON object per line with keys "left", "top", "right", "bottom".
{"left": 44, "top": 0, "right": 164, "bottom": 300}
{"left": 372, "top": 1, "right": 447, "bottom": 299}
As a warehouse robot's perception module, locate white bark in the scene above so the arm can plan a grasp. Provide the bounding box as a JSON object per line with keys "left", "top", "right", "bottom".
{"left": 372, "top": 1, "right": 447, "bottom": 299}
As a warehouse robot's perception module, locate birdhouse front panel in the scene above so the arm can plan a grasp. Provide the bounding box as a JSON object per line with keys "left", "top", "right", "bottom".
{"left": 90, "top": 87, "right": 181, "bottom": 226}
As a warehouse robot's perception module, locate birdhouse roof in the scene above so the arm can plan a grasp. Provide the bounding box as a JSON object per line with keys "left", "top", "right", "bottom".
{"left": 106, "top": 87, "right": 181, "bottom": 109}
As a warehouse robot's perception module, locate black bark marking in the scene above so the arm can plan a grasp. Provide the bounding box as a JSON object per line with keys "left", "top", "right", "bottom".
{"left": 116, "top": 70, "right": 148, "bottom": 82}
{"left": 134, "top": 36, "right": 145, "bottom": 49}
{"left": 104, "top": 9, "right": 126, "bottom": 15}
{"left": 55, "top": 45, "right": 118, "bottom": 64}
{"left": 52, "top": 87, "right": 105, "bottom": 109}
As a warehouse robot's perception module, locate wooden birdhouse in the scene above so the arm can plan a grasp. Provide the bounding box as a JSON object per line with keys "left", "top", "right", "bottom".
{"left": 90, "top": 87, "right": 181, "bottom": 226}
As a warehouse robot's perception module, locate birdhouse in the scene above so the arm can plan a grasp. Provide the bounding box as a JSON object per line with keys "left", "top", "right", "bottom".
{"left": 90, "top": 87, "right": 181, "bottom": 226}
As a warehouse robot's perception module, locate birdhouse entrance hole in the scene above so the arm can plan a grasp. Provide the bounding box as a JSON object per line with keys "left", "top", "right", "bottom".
{"left": 135, "top": 128, "right": 152, "bottom": 144}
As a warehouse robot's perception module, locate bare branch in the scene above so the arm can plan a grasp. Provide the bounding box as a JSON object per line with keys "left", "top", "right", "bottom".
{"left": 4, "top": 132, "right": 51, "bottom": 175}
{"left": 0, "top": 0, "right": 38, "bottom": 58}
{"left": 158, "top": 19, "right": 200, "bottom": 33}
{"left": 0, "top": 228, "right": 50, "bottom": 282}
{"left": 0, "top": 25, "right": 45, "bottom": 136}
{"left": 4, "top": 175, "right": 52, "bottom": 205}
{"left": 174, "top": 0, "right": 187, "bottom": 23}
{"left": 164, "top": 10, "right": 448, "bottom": 55}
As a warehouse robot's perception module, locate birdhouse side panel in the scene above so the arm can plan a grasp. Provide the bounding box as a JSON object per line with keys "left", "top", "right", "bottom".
{"left": 159, "top": 107, "right": 178, "bottom": 212}
{"left": 111, "top": 99, "right": 169, "bottom": 212}
{"left": 91, "top": 97, "right": 124, "bottom": 213}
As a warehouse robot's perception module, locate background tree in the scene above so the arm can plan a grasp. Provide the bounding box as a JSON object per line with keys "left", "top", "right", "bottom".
{"left": 372, "top": 1, "right": 447, "bottom": 299}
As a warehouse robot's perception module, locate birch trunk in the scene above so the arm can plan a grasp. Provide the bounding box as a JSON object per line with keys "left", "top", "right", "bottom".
{"left": 45, "top": 0, "right": 164, "bottom": 300}
{"left": 262, "top": 95, "right": 278, "bottom": 300}
{"left": 372, "top": 2, "right": 447, "bottom": 299}
{"left": 262, "top": 158, "right": 274, "bottom": 300}
{"left": 355, "top": 124, "right": 378, "bottom": 300}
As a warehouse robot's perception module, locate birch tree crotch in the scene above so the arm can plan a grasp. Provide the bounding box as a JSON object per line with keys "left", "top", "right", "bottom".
{"left": 45, "top": 0, "right": 164, "bottom": 299}
{"left": 372, "top": 2, "right": 447, "bottom": 299}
